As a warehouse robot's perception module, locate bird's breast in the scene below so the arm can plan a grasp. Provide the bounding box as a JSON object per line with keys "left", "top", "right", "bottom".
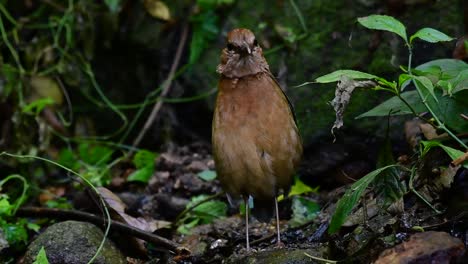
{"left": 212, "top": 73, "right": 302, "bottom": 200}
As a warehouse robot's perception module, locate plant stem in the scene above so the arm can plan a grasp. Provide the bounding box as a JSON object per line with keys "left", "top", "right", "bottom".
{"left": 408, "top": 167, "right": 442, "bottom": 214}
{"left": 407, "top": 46, "right": 467, "bottom": 149}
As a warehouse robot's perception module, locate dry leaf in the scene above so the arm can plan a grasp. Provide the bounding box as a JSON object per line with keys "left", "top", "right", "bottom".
{"left": 143, "top": 0, "right": 170, "bottom": 21}
{"left": 29, "top": 76, "right": 63, "bottom": 105}
{"left": 419, "top": 123, "right": 447, "bottom": 140}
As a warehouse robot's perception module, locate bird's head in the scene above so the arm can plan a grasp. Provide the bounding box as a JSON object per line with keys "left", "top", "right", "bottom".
{"left": 217, "top": 28, "right": 269, "bottom": 78}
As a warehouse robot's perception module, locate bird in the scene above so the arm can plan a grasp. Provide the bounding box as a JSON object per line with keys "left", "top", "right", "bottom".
{"left": 212, "top": 28, "right": 303, "bottom": 250}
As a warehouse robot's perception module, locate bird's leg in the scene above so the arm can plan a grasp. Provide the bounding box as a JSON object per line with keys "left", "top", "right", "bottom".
{"left": 275, "top": 197, "right": 282, "bottom": 247}
{"left": 244, "top": 197, "right": 250, "bottom": 251}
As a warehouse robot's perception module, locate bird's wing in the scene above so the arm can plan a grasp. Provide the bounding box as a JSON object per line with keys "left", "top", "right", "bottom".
{"left": 266, "top": 72, "right": 299, "bottom": 126}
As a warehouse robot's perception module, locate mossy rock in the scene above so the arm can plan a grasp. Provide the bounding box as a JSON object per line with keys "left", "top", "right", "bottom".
{"left": 23, "top": 221, "right": 126, "bottom": 264}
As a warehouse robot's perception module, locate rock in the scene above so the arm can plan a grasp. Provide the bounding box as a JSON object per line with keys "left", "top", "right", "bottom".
{"left": 23, "top": 221, "right": 126, "bottom": 264}
{"left": 375, "top": 231, "right": 466, "bottom": 264}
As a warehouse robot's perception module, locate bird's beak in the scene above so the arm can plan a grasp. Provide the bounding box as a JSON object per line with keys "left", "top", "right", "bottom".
{"left": 241, "top": 42, "right": 252, "bottom": 56}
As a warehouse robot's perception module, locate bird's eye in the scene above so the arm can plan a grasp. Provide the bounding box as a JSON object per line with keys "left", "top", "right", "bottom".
{"left": 227, "top": 43, "right": 235, "bottom": 51}
{"left": 253, "top": 39, "right": 258, "bottom": 46}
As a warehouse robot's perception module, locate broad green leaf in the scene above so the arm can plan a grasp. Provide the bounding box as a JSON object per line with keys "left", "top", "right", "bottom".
{"left": 315, "top": 70, "right": 379, "bottom": 83}
{"left": 410, "top": 28, "right": 454, "bottom": 44}
{"left": 357, "top": 15, "right": 407, "bottom": 42}
{"left": 127, "top": 166, "right": 154, "bottom": 183}
{"left": 33, "top": 247, "right": 49, "bottom": 264}
{"left": 328, "top": 165, "right": 398, "bottom": 234}
{"left": 423, "top": 89, "right": 468, "bottom": 134}
{"left": 421, "top": 141, "right": 468, "bottom": 169}
{"left": 416, "top": 59, "right": 468, "bottom": 79}
{"left": 437, "top": 80, "right": 454, "bottom": 96}
{"left": 289, "top": 196, "right": 320, "bottom": 227}
{"left": 357, "top": 90, "right": 427, "bottom": 118}
{"left": 449, "top": 69, "right": 468, "bottom": 94}
{"left": 188, "top": 195, "right": 227, "bottom": 223}
{"left": 133, "top": 150, "right": 157, "bottom": 169}
{"left": 413, "top": 75, "right": 437, "bottom": 102}
{"left": 197, "top": 170, "right": 217, "bottom": 181}
{"left": 398, "top": 73, "right": 412, "bottom": 90}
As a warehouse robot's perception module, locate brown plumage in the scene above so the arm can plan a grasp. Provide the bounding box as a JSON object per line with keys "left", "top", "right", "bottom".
{"left": 212, "top": 28, "right": 303, "bottom": 249}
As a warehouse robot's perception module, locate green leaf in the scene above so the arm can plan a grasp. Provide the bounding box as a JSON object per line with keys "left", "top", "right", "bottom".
{"left": 187, "top": 195, "right": 227, "bottom": 223}
{"left": 33, "top": 247, "right": 49, "bottom": 264}
{"left": 0, "top": 218, "right": 29, "bottom": 244}
{"left": 357, "top": 15, "right": 407, "bottom": 42}
{"left": 315, "top": 70, "right": 379, "bottom": 83}
{"left": 197, "top": 170, "right": 217, "bottom": 181}
{"left": 78, "top": 143, "right": 113, "bottom": 166}
{"left": 328, "top": 165, "right": 398, "bottom": 234}
{"left": 22, "top": 98, "right": 55, "bottom": 115}
{"left": 57, "top": 148, "right": 80, "bottom": 171}
{"left": 127, "top": 166, "right": 154, "bottom": 183}
{"left": 421, "top": 141, "right": 468, "bottom": 169}
{"left": 357, "top": 90, "right": 427, "bottom": 118}
{"left": 289, "top": 196, "right": 320, "bottom": 227}
{"left": 448, "top": 69, "right": 468, "bottom": 94}
{"left": 287, "top": 176, "right": 318, "bottom": 197}
{"left": 413, "top": 75, "right": 437, "bottom": 102}
{"left": 398, "top": 73, "right": 412, "bottom": 90}
{"left": 416, "top": 59, "right": 468, "bottom": 80}
{"left": 133, "top": 150, "right": 157, "bottom": 169}
{"left": 410, "top": 28, "right": 454, "bottom": 44}
{"left": 26, "top": 222, "right": 41, "bottom": 232}
{"left": 423, "top": 88, "right": 468, "bottom": 134}
{"left": 0, "top": 197, "right": 13, "bottom": 216}
{"left": 176, "top": 218, "right": 200, "bottom": 235}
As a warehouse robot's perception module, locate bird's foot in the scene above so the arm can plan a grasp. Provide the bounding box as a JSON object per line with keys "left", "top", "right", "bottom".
{"left": 274, "top": 240, "right": 285, "bottom": 249}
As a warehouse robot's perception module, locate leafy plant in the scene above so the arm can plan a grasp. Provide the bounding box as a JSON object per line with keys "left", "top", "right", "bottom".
{"left": 176, "top": 194, "right": 227, "bottom": 234}
{"left": 57, "top": 143, "right": 115, "bottom": 186}
{"left": 315, "top": 14, "right": 468, "bottom": 233}
{"left": 0, "top": 175, "right": 38, "bottom": 250}
{"left": 127, "top": 149, "right": 158, "bottom": 183}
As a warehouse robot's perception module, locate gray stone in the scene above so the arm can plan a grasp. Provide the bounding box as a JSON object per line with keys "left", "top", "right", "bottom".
{"left": 23, "top": 220, "right": 126, "bottom": 264}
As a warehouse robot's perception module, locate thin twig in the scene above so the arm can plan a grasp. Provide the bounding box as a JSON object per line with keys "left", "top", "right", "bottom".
{"left": 16, "top": 207, "right": 189, "bottom": 255}
{"left": 131, "top": 23, "right": 189, "bottom": 151}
